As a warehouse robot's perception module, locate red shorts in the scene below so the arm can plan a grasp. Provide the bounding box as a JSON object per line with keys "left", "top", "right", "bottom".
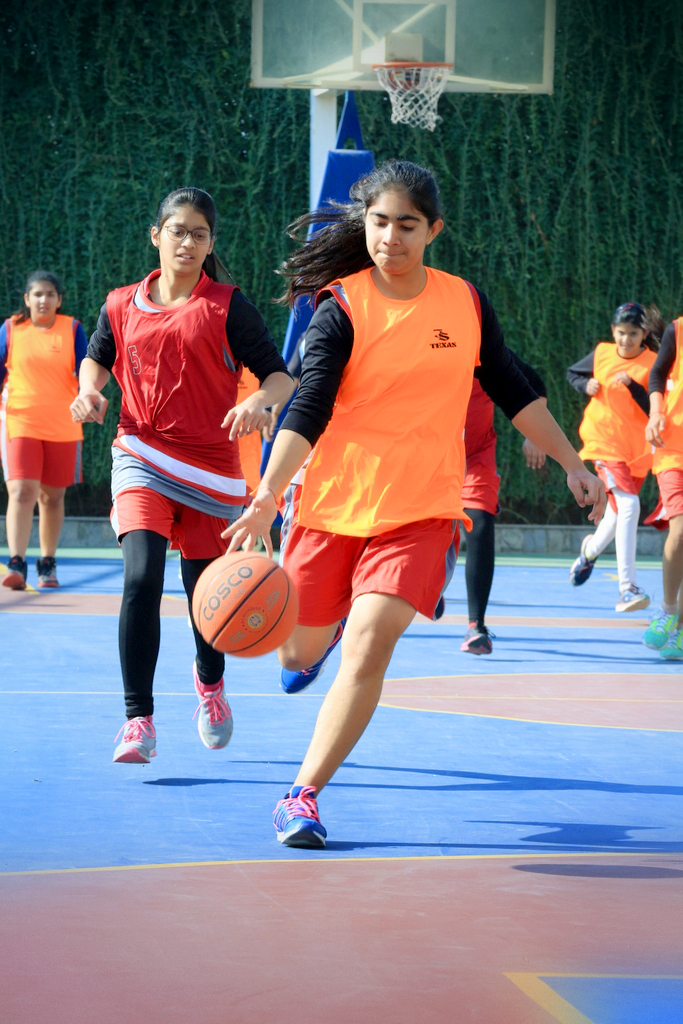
{"left": 594, "top": 460, "right": 645, "bottom": 514}
{"left": 461, "top": 460, "right": 500, "bottom": 516}
{"left": 112, "top": 487, "right": 233, "bottom": 560}
{"left": 1, "top": 435, "right": 82, "bottom": 488}
{"left": 644, "top": 469, "right": 683, "bottom": 531}
{"left": 282, "top": 513, "right": 459, "bottom": 626}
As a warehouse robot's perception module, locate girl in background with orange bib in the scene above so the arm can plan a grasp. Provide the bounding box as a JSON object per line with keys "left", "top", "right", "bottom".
{"left": 225, "top": 161, "right": 605, "bottom": 849}
{"left": 566, "top": 303, "right": 662, "bottom": 611}
{"left": 641, "top": 312, "right": 683, "bottom": 658}
{"left": 1, "top": 271, "right": 87, "bottom": 590}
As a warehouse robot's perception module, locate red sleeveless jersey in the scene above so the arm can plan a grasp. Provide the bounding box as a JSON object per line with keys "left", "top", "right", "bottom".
{"left": 107, "top": 271, "right": 243, "bottom": 488}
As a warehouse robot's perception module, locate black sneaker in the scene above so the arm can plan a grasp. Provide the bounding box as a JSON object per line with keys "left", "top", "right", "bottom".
{"left": 460, "top": 622, "right": 494, "bottom": 655}
{"left": 2, "top": 555, "right": 28, "bottom": 590}
{"left": 36, "top": 556, "right": 59, "bottom": 588}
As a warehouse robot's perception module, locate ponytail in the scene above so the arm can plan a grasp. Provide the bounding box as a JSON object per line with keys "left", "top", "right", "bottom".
{"left": 202, "top": 251, "right": 234, "bottom": 284}
{"left": 643, "top": 305, "right": 665, "bottom": 352}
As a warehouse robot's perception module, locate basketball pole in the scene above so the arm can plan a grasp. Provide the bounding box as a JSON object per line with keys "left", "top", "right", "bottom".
{"left": 310, "top": 88, "right": 338, "bottom": 209}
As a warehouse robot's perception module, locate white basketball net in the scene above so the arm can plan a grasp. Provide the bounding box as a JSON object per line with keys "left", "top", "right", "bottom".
{"left": 373, "top": 63, "right": 452, "bottom": 132}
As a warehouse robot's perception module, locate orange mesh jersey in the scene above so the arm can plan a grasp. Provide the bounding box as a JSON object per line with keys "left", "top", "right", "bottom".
{"left": 578, "top": 341, "right": 655, "bottom": 475}
{"left": 297, "top": 267, "right": 482, "bottom": 536}
{"left": 236, "top": 367, "right": 263, "bottom": 494}
{"left": 654, "top": 317, "right": 683, "bottom": 474}
{"left": 3, "top": 314, "right": 83, "bottom": 441}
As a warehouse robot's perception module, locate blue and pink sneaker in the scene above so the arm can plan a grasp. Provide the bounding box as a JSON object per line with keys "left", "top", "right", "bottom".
{"left": 273, "top": 785, "right": 327, "bottom": 848}
{"left": 280, "top": 618, "right": 346, "bottom": 694}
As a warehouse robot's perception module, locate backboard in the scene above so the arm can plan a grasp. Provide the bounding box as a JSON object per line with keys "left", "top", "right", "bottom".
{"left": 252, "top": 0, "right": 556, "bottom": 95}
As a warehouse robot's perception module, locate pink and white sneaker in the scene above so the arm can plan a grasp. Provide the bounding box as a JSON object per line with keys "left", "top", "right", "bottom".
{"left": 113, "top": 715, "right": 156, "bottom": 763}
{"left": 193, "top": 663, "right": 233, "bottom": 749}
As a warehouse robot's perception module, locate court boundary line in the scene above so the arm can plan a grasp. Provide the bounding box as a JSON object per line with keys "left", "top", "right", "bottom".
{"left": 377, "top": 701, "right": 683, "bottom": 732}
{"left": 1, "top": 850, "right": 680, "bottom": 879}
{"left": 505, "top": 972, "right": 683, "bottom": 1024}
{"left": 505, "top": 974, "right": 596, "bottom": 1023}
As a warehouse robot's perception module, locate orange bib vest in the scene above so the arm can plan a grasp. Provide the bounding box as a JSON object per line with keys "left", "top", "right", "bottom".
{"left": 578, "top": 342, "right": 655, "bottom": 475}
{"left": 653, "top": 316, "right": 683, "bottom": 474}
{"left": 297, "top": 267, "right": 482, "bottom": 536}
{"left": 2, "top": 314, "right": 83, "bottom": 441}
{"left": 236, "top": 367, "right": 263, "bottom": 493}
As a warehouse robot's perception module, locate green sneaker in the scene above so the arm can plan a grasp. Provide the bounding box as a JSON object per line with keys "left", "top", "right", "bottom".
{"left": 643, "top": 610, "right": 678, "bottom": 650}
{"left": 660, "top": 628, "right": 683, "bottom": 660}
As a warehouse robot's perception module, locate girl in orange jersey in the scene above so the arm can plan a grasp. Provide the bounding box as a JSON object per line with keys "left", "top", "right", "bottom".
{"left": 567, "top": 303, "right": 662, "bottom": 612}
{"left": 225, "top": 161, "right": 605, "bottom": 849}
{"left": 642, "top": 311, "right": 683, "bottom": 658}
{"left": 1, "top": 271, "right": 87, "bottom": 590}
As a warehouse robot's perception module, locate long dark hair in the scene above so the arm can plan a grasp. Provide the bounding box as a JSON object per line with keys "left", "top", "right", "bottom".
{"left": 277, "top": 161, "right": 443, "bottom": 307}
{"left": 612, "top": 302, "right": 665, "bottom": 352}
{"left": 13, "top": 270, "right": 63, "bottom": 324}
{"left": 154, "top": 187, "right": 233, "bottom": 284}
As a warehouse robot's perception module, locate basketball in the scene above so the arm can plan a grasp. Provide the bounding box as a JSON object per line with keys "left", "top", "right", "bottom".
{"left": 192, "top": 552, "right": 299, "bottom": 657}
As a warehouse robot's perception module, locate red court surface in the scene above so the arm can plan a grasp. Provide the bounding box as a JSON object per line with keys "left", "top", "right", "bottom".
{"left": 1, "top": 556, "right": 682, "bottom": 1023}
{"left": 2, "top": 854, "right": 682, "bottom": 1024}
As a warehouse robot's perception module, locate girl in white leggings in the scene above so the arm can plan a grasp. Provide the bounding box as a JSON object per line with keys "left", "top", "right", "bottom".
{"left": 567, "top": 303, "right": 664, "bottom": 612}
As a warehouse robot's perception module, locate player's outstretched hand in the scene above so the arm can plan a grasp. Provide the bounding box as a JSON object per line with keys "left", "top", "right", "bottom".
{"left": 222, "top": 396, "right": 270, "bottom": 441}
{"left": 522, "top": 438, "right": 546, "bottom": 469}
{"left": 566, "top": 468, "right": 606, "bottom": 524}
{"left": 70, "top": 389, "right": 108, "bottom": 424}
{"left": 222, "top": 487, "right": 278, "bottom": 557}
{"left": 646, "top": 412, "right": 666, "bottom": 448}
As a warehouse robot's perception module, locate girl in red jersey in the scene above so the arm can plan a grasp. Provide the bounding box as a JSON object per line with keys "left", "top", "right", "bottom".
{"left": 566, "top": 303, "right": 662, "bottom": 612}
{"left": 453, "top": 357, "right": 548, "bottom": 655}
{"left": 1, "top": 271, "right": 87, "bottom": 590}
{"left": 224, "top": 161, "right": 605, "bottom": 849}
{"left": 71, "top": 187, "right": 293, "bottom": 763}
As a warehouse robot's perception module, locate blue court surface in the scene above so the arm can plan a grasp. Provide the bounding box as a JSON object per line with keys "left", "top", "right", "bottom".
{"left": 1, "top": 552, "right": 682, "bottom": 1023}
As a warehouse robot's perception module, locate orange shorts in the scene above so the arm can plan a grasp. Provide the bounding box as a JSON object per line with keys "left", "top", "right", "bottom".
{"left": 1, "top": 435, "right": 82, "bottom": 488}
{"left": 594, "top": 460, "right": 645, "bottom": 514}
{"left": 111, "top": 487, "right": 235, "bottom": 560}
{"left": 461, "top": 460, "right": 500, "bottom": 516}
{"left": 281, "top": 511, "right": 459, "bottom": 626}
{"left": 644, "top": 469, "right": 683, "bottom": 531}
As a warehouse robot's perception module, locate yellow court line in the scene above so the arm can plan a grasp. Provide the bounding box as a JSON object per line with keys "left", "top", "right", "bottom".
{"left": 1, "top": 850, "right": 679, "bottom": 879}
{"left": 386, "top": 671, "right": 672, "bottom": 682}
{"left": 377, "top": 701, "right": 683, "bottom": 732}
{"left": 538, "top": 973, "right": 683, "bottom": 979}
{"left": 505, "top": 974, "right": 596, "bottom": 1024}
{"left": 382, "top": 695, "right": 682, "bottom": 703}
{"left": 0, "top": 562, "right": 37, "bottom": 593}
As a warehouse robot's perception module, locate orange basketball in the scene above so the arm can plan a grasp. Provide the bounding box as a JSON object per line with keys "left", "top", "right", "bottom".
{"left": 192, "top": 552, "right": 298, "bottom": 657}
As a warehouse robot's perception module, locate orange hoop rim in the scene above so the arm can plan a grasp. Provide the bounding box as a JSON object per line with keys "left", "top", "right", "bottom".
{"left": 372, "top": 61, "right": 453, "bottom": 70}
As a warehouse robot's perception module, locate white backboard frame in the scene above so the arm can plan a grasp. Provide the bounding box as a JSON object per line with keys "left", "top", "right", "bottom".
{"left": 252, "top": 0, "right": 556, "bottom": 95}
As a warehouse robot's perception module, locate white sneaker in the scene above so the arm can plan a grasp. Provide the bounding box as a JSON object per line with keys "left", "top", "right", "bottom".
{"left": 193, "top": 663, "right": 233, "bottom": 749}
{"left": 615, "top": 585, "right": 650, "bottom": 613}
{"left": 113, "top": 715, "right": 156, "bottom": 763}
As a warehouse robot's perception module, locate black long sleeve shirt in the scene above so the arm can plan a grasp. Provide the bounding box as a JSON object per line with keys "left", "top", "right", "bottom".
{"left": 648, "top": 323, "right": 676, "bottom": 395}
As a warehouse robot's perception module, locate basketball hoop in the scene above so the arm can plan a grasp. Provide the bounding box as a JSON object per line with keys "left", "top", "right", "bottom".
{"left": 372, "top": 62, "right": 453, "bottom": 132}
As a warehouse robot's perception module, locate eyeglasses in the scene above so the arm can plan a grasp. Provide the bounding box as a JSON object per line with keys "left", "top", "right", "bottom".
{"left": 164, "top": 224, "right": 212, "bottom": 245}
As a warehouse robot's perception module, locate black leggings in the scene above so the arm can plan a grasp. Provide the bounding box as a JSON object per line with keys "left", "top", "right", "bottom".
{"left": 464, "top": 508, "right": 496, "bottom": 627}
{"left": 119, "top": 530, "right": 225, "bottom": 719}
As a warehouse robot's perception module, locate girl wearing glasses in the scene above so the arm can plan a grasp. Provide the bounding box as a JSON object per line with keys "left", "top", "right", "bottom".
{"left": 223, "top": 160, "right": 605, "bottom": 848}
{"left": 71, "top": 187, "right": 293, "bottom": 764}
{"left": 1, "top": 270, "right": 87, "bottom": 590}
